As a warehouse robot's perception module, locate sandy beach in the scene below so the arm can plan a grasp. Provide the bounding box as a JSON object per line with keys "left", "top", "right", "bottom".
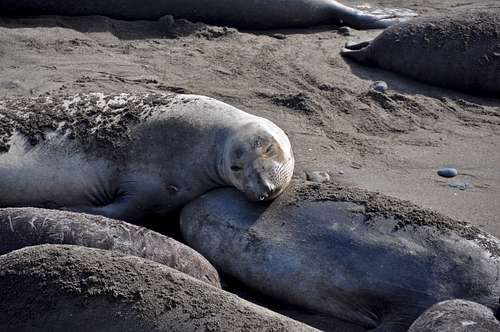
{"left": 0, "top": 1, "right": 499, "bottom": 330}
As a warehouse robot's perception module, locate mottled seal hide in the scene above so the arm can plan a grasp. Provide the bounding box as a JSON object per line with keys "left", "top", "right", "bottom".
{"left": 0, "top": 207, "right": 220, "bottom": 287}
{"left": 0, "top": 93, "right": 294, "bottom": 222}
{"left": 342, "top": 10, "right": 500, "bottom": 95}
{"left": 408, "top": 299, "right": 500, "bottom": 332}
{"left": 0, "top": 0, "right": 416, "bottom": 29}
{"left": 0, "top": 245, "right": 318, "bottom": 332}
{"left": 180, "top": 182, "right": 500, "bottom": 331}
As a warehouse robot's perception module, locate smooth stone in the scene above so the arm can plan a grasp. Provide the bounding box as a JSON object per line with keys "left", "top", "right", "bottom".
{"left": 371, "top": 81, "right": 388, "bottom": 93}
{"left": 438, "top": 168, "right": 458, "bottom": 178}
{"left": 272, "top": 33, "right": 286, "bottom": 40}
{"left": 338, "top": 26, "right": 352, "bottom": 36}
{"left": 306, "top": 171, "right": 330, "bottom": 183}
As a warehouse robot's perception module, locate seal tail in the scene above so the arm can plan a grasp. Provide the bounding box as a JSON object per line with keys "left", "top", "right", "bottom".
{"left": 329, "top": 2, "right": 417, "bottom": 29}
{"left": 340, "top": 41, "right": 372, "bottom": 64}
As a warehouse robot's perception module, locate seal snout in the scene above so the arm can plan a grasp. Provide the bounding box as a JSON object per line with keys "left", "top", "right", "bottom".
{"left": 244, "top": 179, "right": 276, "bottom": 202}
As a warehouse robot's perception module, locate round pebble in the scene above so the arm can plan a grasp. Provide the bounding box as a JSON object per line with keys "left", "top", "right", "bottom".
{"left": 371, "top": 81, "right": 388, "bottom": 93}
{"left": 272, "top": 33, "right": 286, "bottom": 40}
{"left": 306, "top": 171, "right": 330, "bottom": 183}
{"left": 338, "top": 26, "right": 351, "bottom": 36}
{"left": 437, "top": 168, "right": 458, "bottom": 178}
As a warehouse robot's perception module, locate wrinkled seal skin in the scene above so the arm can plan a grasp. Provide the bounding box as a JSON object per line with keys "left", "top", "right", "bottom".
{"left": 0, "top": 207, "right": 220, "bottom": 287}
{"left": 0, "top": 245, "right": 318, "bottom": 332}
{"left": 180, "top": 183, "right": 500, "bottom": 331}
{"left": 342, "top": 10, "right": 500, "bottom": 95}
{"left": 0, "top": 0, "right": 416, "bottom": 29}
{"left": 408, "top": 300, "right": 500, "bottom": 332}
{"left": 0, "top": 93, "right": 294, "bottom": 222}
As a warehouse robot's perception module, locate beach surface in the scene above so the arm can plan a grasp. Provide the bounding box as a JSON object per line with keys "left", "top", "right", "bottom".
{"left": 0, "top": 1, "right": 498, "bottom": 330}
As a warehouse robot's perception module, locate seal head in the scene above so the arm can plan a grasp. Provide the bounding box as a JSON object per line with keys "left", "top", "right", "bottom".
{"left": 221, "top": 119, "right": 294, "bottom": 201}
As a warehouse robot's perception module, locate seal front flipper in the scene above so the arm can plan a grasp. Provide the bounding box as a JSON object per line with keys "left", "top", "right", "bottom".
{"left": 65, "top": 198, "right": 138, "bottom": 222}
{"left": 341, "top": 41, "right": 373, "bottom": 64}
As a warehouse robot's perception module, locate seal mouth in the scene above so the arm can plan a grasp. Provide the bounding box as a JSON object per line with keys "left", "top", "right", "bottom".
{"left": 244, "top": 185, "right": 275, "bottom": 202}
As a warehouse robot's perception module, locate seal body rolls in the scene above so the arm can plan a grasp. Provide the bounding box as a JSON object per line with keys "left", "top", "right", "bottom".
{"left": 0, "top": 207, "right": 220, "bottom": 287}
{"left": 180, "top": 183, "right": 500, "bottom": 331}
{"left": 0, "top": 245, "right": 318, "bottom": 332}
{"left": 0, "top": 0, "right": 415, "bottom": 29}
{"left": 342, "top": 10, "right": 500, "bottom": 95}
{"left": 408, "top": 299, "right": 500, "bottom": 332}
{"left": 0, "top": 93, "right": 294, "bottom": 222}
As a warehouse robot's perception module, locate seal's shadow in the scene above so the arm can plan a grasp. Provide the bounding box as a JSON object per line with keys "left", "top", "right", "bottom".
{"left": 343, "top": 57, "right": 500, "bottom": 107}
{"left": 0, "top": 15, "right": 235, "bottom": 40}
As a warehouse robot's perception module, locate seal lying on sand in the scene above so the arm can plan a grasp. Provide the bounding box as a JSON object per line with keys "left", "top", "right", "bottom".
{"left": 180, "top": 182, "right": 500, "bottom": 331}
{"left": 0, "top": 207, "right": 220, "bottom": 287}
{"left": 408, "top": 299, "right": 500, "bottom": 332}
{"left": 0, "top": 0, "right": 416, "bottom": 29}
{"left": 342, "top": 10, "right": 500, "bottom": 95}
{"left": 0, "top": 245, "right": 317, "bottom": 332}
{"left": 0, "top": 93, "right": 294, "bottom": 222}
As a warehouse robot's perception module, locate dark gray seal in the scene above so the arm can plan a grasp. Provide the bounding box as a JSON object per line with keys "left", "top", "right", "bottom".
{"left": 408, "top": 299, "right": 500, "bottom": 332}
{"left": 0, "top": 207, "right": 220, "bottom": 287}
{"left": 0, "top": 93, "right": 294, "bottom": 222}
{"left": 0, "top": 244, "right": 318, "bottom": 332}
{"left": 180, "top": 182, "right": 500, "bottom": 331}
{"left": 342, "top": 10, "right": 500, "bottom": 95}
{"left": 0, "top": 0, "right": 416, "bottom": 29}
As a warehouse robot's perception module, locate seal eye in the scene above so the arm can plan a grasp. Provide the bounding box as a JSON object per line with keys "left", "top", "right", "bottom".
{"left": 231, "top": 165, "right": 242, "bottom": 172}
{"left": 265, "top": 144, "right": 273, "bottom": 154}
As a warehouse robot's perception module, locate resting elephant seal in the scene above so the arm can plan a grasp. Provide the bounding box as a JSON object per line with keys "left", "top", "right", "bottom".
{"left": 0, "top": 207, "right": 220, "bottom": 287}
{"left": 0, "top": 245, "right": 317, "bottom": 332}
{"left": 0, "top": 0, "right": 416, "bottom": 29}
{"left": 342, "top": 10, "right": 500, "bottom": 95}
{"left": 408, "top": 299, "right": 500, "bottom": 332}
{"left": 180, "top": 182, "right": 500, "bottom": 331}
{"left": 0, "top": 93, "right": 294, "bottom": 222}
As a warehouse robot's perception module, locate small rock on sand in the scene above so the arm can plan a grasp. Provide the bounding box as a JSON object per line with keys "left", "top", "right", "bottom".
{"left": 371, "top": 81, "right": 388, "bottom": 93}
{"left": 438, "top": 168, "right": 458, "bottom": 178}
{"left": 306, "top": 171, "right": 330, "bottom": 183}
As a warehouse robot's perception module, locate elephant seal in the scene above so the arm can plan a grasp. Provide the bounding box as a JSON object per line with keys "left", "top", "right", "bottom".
{"left": 0, "top": 93, "right": 294, "bottom": 222}
{"left": 0, "top": 207, "right": 220, "bottom": 287}
{"left": 0, "top": 0, "right": 416, "bottom": 29}
{"left": 180, "top": 182, "right": 500, "bottom": 331}
{"left": 0, "top": 244, "right": 318, "bottom": 332}
{"left": 408, "top": 299, "right": 500, "bottom": 332}
{"left": 342, "top": 10, "right": 500, "bottom": 95}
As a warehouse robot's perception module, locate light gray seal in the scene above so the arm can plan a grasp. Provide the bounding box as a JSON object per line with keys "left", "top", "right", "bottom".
{"left": 180, "top": 182, "right": 500, "bottom": 331}
{"left": 0, "top": 244, "right": 318, "bottom": 332}
{"left": 0, "top": 0, "right": 416, "bottom": 29}
{"left": 342, "top": 10, "right": 500, "bottom": 95}
{"left": 0, "top": 207, "right": 220, "bottom": 287}
{"left": 408, "top": 299, "right": 500, "bottom": 332}
{"left": 0, "top": 93, "right": 294, "bottom": 222}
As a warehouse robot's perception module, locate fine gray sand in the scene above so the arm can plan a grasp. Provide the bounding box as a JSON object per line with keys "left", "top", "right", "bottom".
{"left": 0, "top": 1, "right": 499, "bottom": 331}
